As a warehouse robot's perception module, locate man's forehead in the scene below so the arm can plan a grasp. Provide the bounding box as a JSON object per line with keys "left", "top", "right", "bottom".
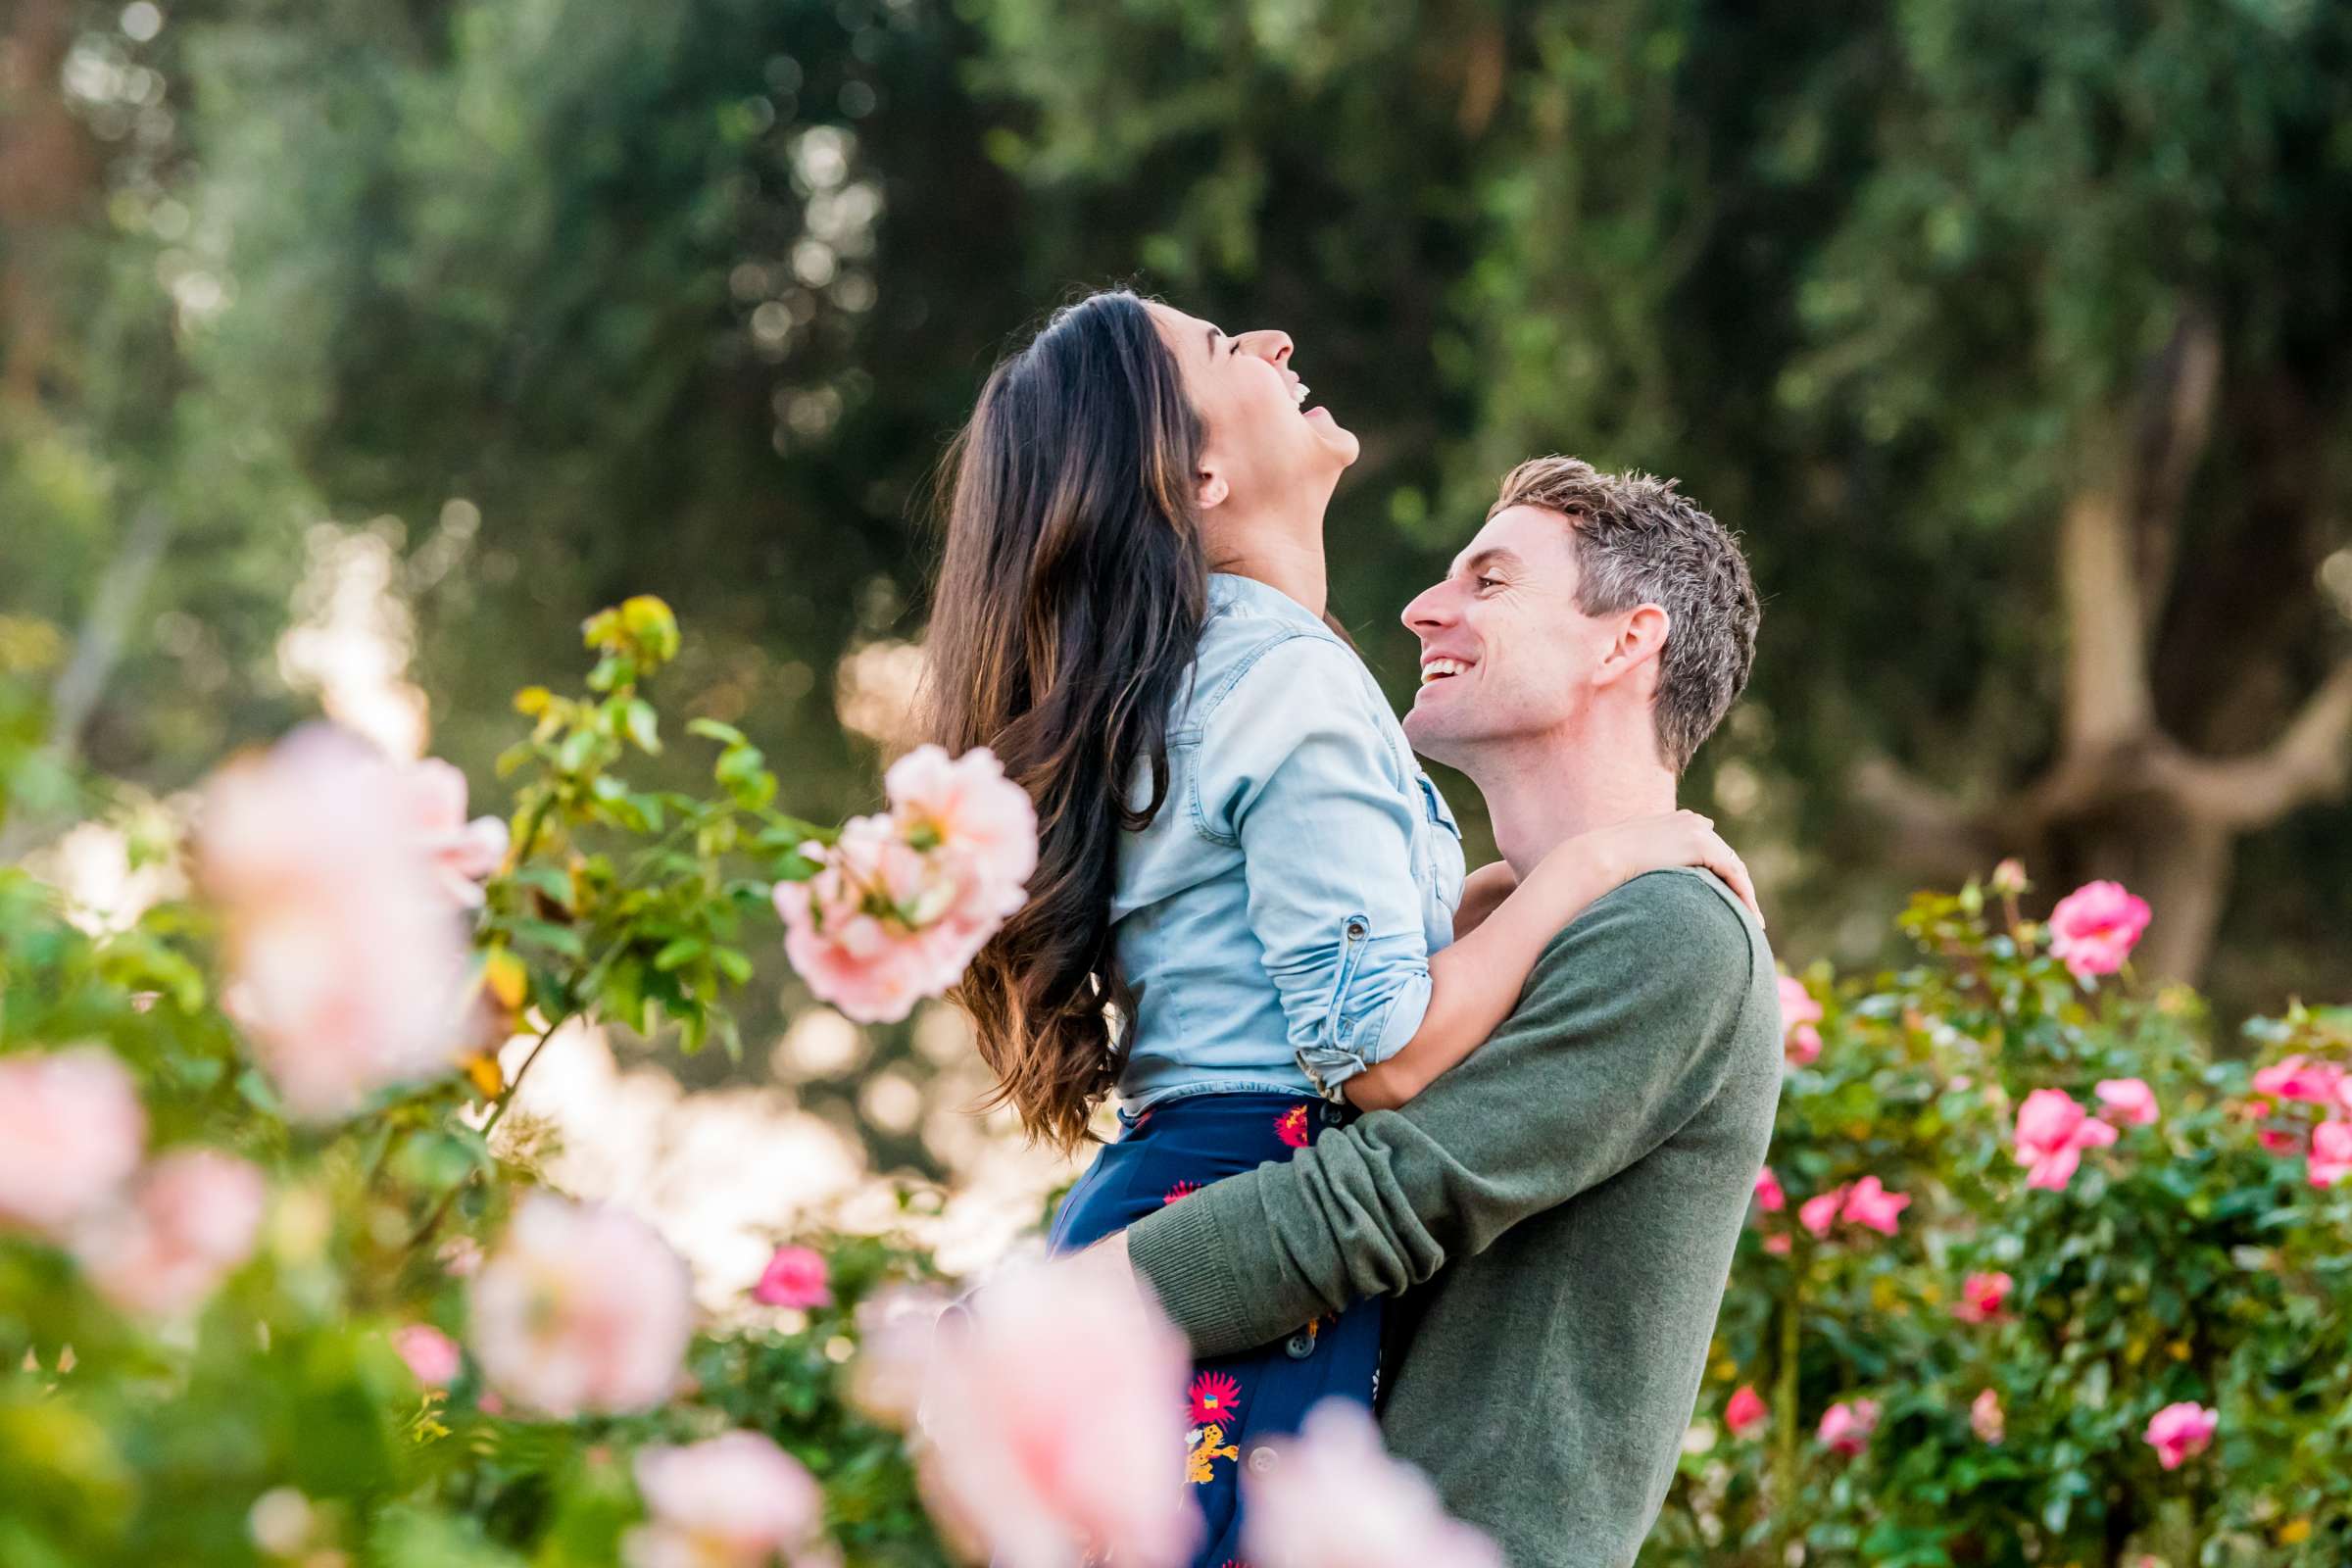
{"left": 1446, "top": 505, "right": 1577, "bottom": 576}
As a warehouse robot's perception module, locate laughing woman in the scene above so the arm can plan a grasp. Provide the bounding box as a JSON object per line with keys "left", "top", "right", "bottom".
{"left": 921, "top": 288, "right": 1750, "bottom": 1564}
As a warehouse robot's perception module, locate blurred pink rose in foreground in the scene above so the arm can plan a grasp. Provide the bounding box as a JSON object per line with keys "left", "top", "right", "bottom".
{"left": 467, "top": 1194, "right": 695, "bottom": 1418}
{"left": 1839, "top": 1176, "right": 1911, "bottom": 1237}
{"left": 1818, "top": 1398, "right": 1879, "bottom": 1456}
{"left": 917, "top": 1256, "right": 1197, "bottom": 1568}
{"left": 1954, "top": 1271, "right": 2013, "bottom": 1325}
{"left": 199, "top": 726, "right": 474, "bottom": 1121}
{"left": 1798, "top": 1188, "right": 1844, "bottom": 1239}
{"left": 1242, "top": 1398, "right": 1501, "bottom": 1568}
{"left": 847, "top": 1283, "right": 950, "bottom": 1427}
{"left": 2094, "top": 1077, "right": 2160, "bottom": 1127}
{"left": 2013, "top": 1089, "right": 2118, "bottom": 1192}
{"left": 399, "top": 759, "right": 511, "bottom": 907}
{"left": 753, "top": 1245, "right": 833, "bottom": 1309}
{"left": 624, "top": 1430, "right": 828, "bottom": 1568}
{"left": 775, "top": 746, "right": 1035, "bottom": 1024}
{"left": 392, "top": 1324, "right": 465, "bottom": 1388}
{"left": 2045, "top": 880, "right": 2151, "bottom": 982}
{"left": 1724, "top": 1385, "right": 1768, "bottom": 1439}
{"left": 1972, "top": 1388, "right": 2005, "bottom": 1445}
{"left": 1752, "top": 1167, "right": 1786, "bottom": 1214}
{"left": 2308, "top": 1121, "right": 2352, "bottom": 1189}
{"left": 1776, "top": 974, "right": 1823, "bottom": 1066}
{"left": 2143, "top": 1401, "right": 2217, "bottom": 1470}
{"left": 0, "top": 1048, "right": 146, "bottom": 1239}
{"left": 74, "top": 1148, "right": 267, "bottom": 1318}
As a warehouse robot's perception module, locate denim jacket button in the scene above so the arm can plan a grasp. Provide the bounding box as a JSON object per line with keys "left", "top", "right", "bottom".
{"left": 1284, "top": 1330, "right": 1316, "bottom": 1360}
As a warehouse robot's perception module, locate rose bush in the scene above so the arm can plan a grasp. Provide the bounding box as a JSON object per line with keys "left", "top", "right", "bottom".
{"left": 1654, "top": 874, "right": 2352, "bottom": 1567}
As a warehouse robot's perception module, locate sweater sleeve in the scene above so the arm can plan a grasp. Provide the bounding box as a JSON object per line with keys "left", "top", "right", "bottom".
{"left": 1124, "top": 869, "right": 1762, "bottom": 1357}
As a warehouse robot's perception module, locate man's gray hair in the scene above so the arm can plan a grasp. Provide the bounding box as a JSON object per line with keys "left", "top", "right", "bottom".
{"left": 1490, "top": 456, "right": 1759, "bottom": 774}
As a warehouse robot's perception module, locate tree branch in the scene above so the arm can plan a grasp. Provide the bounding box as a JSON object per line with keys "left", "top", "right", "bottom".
{"left": 2158, "top": 661, "right": 2352, "bottom": 829}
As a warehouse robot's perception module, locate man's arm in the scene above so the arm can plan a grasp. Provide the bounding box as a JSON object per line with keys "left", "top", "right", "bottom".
{"left": 1119, "top": 869, "right": 1764, "bottom": 1358}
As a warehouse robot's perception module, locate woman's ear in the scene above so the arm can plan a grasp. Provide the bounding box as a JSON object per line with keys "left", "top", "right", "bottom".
{"left": 1194, "top": 462, "right": 1230, "bottom": 513}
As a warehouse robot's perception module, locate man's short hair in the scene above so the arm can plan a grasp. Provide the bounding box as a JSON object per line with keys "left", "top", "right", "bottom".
{"left": 1491, "top": 456, "right": 1759, "bottom": 773}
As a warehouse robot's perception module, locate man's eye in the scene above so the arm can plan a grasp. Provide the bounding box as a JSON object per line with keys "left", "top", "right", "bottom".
{"left": 1476, "top": 575, "right": 1503, "bottom": 591}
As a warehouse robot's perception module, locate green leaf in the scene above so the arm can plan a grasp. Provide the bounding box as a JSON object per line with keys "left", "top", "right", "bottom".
{"left": 687, "top": 717, "right": 748, "bottom": 746}
{"left": 511, "top": 919, "right": 587, "bottom": 959}
{"left": 652, "top": 936, "right": 706, "bottom": 972}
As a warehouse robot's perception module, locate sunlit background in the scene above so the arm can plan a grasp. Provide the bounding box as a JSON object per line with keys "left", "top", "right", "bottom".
{"left": 6, "top": 0, "right": 2350, "bottom": 1289}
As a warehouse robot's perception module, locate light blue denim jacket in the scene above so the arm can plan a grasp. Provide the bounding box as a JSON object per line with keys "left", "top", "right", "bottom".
{"left": 1112, "top": 572, "right": 1467, "bottom": 1110}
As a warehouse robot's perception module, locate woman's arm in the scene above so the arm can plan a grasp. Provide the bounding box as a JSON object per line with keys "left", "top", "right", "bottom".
{"left": 1343, "top": 811, "right": 1758, "bottom": 1112}
{"left": 1451, "top": 861, "right": 1518, "bottom": 940}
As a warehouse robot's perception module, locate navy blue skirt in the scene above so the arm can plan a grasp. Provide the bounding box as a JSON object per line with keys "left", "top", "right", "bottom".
{"left": 1048, "top": 1091, "right": 1383, "bottom": 1568}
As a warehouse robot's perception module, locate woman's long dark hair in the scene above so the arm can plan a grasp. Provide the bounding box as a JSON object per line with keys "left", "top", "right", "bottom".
{"left": 922, "top": 290, "right": 1209, "bottom": 1152}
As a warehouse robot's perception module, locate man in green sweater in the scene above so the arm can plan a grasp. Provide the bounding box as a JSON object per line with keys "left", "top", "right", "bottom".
{"left": 1090, "top": 457, "right": 1784, "bottom": 1567}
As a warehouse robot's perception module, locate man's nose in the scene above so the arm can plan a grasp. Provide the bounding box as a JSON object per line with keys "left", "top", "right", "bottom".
{"left": 1234, "top": 329, "right": 1293, "bottom": 367}
{"left": 1400, "top": 581, "right": 1452, "bottom": 634}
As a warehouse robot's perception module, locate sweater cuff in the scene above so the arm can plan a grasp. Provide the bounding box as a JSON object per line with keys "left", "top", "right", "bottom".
{"left": 1125, "top": 1188, "right": 1263, "bottom": 1358}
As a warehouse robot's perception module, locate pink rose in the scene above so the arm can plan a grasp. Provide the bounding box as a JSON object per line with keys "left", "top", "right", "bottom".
{"left": 775, "top": 747, "right": 1038, "bottom": 1025}
{"left": 625, "top": 1430, "right": 826, "bottom": 1568}
{"left": 2253, "top": 1055, "right": 2345, "bottom": 1105}
{"left": 467, "top": 1194, "right": 695, "bottom": 1418}
{"left": 2012, "top": 1089, "right": 2119, "bottom": 1191}
{"left": 1839, "top": 1176, "right": 1911, "bottom": 1237}
{"left": 1763, "top": 1233, "right": 1793, "bottom": 1255}
{"left": 2045, "top": 880, "right": 2151, "bottom": 982}
{"left": 0, "top": 1048, "right": 146, "bottom": 1239}
{"left": 1241, "top": 1399, "right": 1501, "bottom": 1568}
{"left": 1971, "top": 1388, "right": 2004, "bottom": 1445}
{"left": 1752, "top": 1167, "right": 1786, "bottom": 1214}
{"left": 393, "top": 1324, "right": 465, "bottom": 1388}
{"left": 1818, "top": 1398, "right": 1878, "bottom": 1456}
{"left": 399, "top": 758, "right": 511, "bottom": 907}
{"left": 1724, "top": 1386, "right": 1768, "bottom": 1439}
{"left": 2260, "top": 1127, "right": 2305, "bottom": 1155}
{"left": 2143, "top": 1401, "right": 2216, "bottom": 1470}
{"left": 1778, "top": 976, "right": 1824, "bottom": 1066}
{"left": 1798, "top": 1188, "right": 1845, "bottom": 1240}
{"left": 199, "top": 726, "right": 474, "bottom": 1121}
{"left": 885, "top": 744, "right": 1040, "bottom": 900}
{"left": 2308, "top": 1122, "right": 2352, "bottom": 1189}
{"left": 73, "top": 1148, "right": 267, "bottom": 1319}
{"left": 918, "top": 1256, "right": 1199, "bottom": 1568}
{"left": 753, "top": 1245, "right": 833, "bottom": 1309}
{"left": 1953, "top": 1271, "right": 2012, "bottom": 1325}
{"left": 2094, "top": 1078, "right": 2160, "bottom": 1127}
{"left": 1777, "top": 974, "right": 1823, "bottom": 1031}
{"left": 1989, "top": 858, "right": 2028, "bottom": 896}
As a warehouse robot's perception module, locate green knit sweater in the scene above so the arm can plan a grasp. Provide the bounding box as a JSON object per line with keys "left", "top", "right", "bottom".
{"left": 1124, "top": 869, "right": 1783, "bottom": 1568}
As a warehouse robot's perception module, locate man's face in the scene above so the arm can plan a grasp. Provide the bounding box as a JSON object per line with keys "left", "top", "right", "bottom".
{"left": 1398, "top": 505, "right": 1615, "bottom": 765}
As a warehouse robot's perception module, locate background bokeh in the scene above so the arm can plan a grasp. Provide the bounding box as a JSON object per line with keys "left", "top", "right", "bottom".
{"left": 6, "top": 0, "right": 2350, "bottom": 1210}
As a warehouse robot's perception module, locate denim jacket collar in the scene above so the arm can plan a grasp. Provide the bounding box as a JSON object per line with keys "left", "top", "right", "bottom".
{"left": 1206, "top": 571, "right": 1332, "bottom": 636}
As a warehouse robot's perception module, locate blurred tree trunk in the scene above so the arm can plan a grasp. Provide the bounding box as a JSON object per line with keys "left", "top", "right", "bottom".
{"left": 0, "top": 0, "right": 97, "bottom": 407}
{"left": 1855, "top": 309, "right": 2352, "bottom": 982}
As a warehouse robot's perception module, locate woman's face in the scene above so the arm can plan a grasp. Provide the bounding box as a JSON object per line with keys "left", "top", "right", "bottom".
{"left": 1145, "top": 301, "right": 1359, "bottom": 517}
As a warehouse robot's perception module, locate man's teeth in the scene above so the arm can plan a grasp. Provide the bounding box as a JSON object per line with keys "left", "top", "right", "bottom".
{"left": 1292, "top": 383, "right": 1309, "bottom": 407}
{"left": 1419, "top": 658, "right": 1469, "bottom": 685}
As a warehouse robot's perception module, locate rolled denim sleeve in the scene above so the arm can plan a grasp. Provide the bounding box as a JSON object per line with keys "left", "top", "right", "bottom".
{"left": 1197, "top": 635, "right": 1432, "bottom": 1101}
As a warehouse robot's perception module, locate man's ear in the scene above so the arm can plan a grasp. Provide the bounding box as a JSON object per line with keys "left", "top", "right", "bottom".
{"left": 1593, "top": 604, "right": 1670, "bottom": 688}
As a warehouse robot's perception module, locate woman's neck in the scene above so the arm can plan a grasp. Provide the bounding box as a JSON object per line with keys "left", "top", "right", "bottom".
{"left": 1205, "top": 494, "right": 1334, "bottom": 620}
